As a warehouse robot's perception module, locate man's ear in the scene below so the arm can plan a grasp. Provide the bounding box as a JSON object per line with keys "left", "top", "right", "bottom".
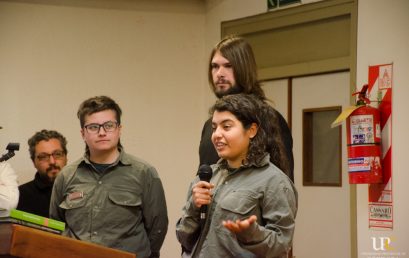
{"left": 118, "top": 124, "right": 122, "bottom": 136}
{"left": 81, "top": 128, "right": 85, "bottom": 140}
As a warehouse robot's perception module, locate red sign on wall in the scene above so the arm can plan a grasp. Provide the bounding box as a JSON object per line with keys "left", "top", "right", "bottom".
{"left": 366, "top": 63, "right": 393, "bottom": 229}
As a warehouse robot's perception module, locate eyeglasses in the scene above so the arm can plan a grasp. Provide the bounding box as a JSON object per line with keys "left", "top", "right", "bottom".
{"left": 84, "top": 121, "right": 119, "bottom": 134}
{"left": 36, "top": 150, "right": 66, "bottom": 162}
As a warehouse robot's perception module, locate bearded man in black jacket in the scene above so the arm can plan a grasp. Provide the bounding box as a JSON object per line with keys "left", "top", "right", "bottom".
{"left": 199, "top": 35, "right": 294, "bottom": 181}
{"left": 17, "top": 130, "right": 67, "bottom": 217}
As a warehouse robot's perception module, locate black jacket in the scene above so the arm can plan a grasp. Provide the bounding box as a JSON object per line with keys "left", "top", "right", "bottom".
{"left": 17, "top": 172, "right": 53, "bottom": 217}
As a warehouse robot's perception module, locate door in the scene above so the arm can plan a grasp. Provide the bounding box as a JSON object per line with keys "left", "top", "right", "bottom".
{"left": 293, "top": 72, "right": 351, "bottom": 258}
{"left": 264, "top": 71, "right": 351, "bottom": 258}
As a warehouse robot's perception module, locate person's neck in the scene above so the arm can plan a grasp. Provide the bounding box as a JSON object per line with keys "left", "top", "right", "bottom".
{"left": 89, "top": 148, "right": 119, "bottom": 164}
{"left": 227, "top": 159, "right": 242, "bottom": 169}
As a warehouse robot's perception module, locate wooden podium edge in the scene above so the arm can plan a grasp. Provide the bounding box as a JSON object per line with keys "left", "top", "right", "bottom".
{"left": 1, "top": 223, "right": 136, "bottom": 258}
{"left": 0, "top": 223, "right": 13, "bottom": 255}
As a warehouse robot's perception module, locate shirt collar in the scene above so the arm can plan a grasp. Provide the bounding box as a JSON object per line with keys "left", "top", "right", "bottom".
{"left": 217, "top": 153, "right": 270, "bottom": 172}
{"left": 81, "top": 147, "right": 132, "bottom": 167}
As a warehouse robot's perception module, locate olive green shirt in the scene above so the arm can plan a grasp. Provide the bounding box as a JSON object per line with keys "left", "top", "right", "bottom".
{"left": 50, "top": 149, "right": 168, "bottom": 258}
{"left": 176, "top": 154, "right": 297, "bottom": 258}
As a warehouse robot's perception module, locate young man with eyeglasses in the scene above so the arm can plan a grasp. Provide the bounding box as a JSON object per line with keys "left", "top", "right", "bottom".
{"left": 50, "top": 96, "right": 168, "bottom": 258}
{"left": 17, "top": 129, "right": 68, "bottom": 217}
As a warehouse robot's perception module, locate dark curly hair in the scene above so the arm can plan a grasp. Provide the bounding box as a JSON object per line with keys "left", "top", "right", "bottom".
{"left": 28, "top": 130, "right": 67, "bottom": 162}
{"left": 210, "top": 94, "right": 267, "bottom": 165}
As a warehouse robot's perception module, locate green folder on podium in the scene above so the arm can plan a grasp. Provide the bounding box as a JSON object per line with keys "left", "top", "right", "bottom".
{"left": 9, "top": 209, "right": 65, "bottom": 233}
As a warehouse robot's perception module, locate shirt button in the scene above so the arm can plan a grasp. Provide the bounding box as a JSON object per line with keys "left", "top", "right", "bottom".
{"left": 98, "top": 181, "right": 102, "bottom": 185}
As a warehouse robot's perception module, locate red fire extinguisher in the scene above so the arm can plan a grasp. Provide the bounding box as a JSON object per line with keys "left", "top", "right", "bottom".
{"left": 347, "top": 85, "right": 382, "bottom": 184}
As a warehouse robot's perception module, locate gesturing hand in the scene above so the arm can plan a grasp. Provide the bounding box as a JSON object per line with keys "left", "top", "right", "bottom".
{"left": 222, "top": 215, "right": 257, "bottom": 233}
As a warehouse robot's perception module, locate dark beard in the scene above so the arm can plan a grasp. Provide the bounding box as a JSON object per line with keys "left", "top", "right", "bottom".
{"left": 215, "top": 85, "right": 243, "bottom": 98}
{"left": 38, "top": 164, "right": 61, "bottom": 184}
{"left": 38, "top": 171, "right": 55, "bottom": 185}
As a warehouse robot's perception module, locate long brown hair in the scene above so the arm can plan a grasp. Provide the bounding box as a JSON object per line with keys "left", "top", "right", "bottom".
{"left": 208, "top": 35, "right": 266, "bottom": 100}
{"left": 208, "top": 35, "right": 292, "bottom": 178}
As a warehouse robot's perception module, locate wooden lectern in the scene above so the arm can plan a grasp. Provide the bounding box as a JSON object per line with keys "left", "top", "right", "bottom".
{"left": 0, "top": 223, "right": 136, "bottom": 258}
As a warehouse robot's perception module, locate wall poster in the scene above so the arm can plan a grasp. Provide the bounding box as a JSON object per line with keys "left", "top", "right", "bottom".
{"left": 367, "top": 63, "right": 393, "bottom": 230}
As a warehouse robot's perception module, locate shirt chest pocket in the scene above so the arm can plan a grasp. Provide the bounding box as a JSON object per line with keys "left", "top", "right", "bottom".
{"left": 108, "top": 190, "right": 142, "bottom": 207}
{"left": 219, "top": 190, "right": 259, "bottom": 219}
{"left": 60, "top": 192, "right": 88, "bottom": 210}
{"left": 59, "top": 191, "right": 90, "bottom": 226}
{"left": 106, "top": 190, "right": 142, "bottom": 220}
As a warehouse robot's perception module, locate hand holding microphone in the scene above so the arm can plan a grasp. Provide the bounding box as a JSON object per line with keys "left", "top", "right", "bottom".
{"left": 193, "top": 164, "right": 213, "bottom": 225}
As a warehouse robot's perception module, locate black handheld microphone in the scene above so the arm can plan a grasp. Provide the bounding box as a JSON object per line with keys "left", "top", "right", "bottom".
{"left": 198, "top": 164, "right": 213, "bottom": 225}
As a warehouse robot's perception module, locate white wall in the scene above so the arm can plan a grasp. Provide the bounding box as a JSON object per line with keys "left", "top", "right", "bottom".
{"left": 356, "top": 0, "right": 409, "bottom": 256}
{"left": 0, "top": 1, "right": 205, "bottom": 257}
